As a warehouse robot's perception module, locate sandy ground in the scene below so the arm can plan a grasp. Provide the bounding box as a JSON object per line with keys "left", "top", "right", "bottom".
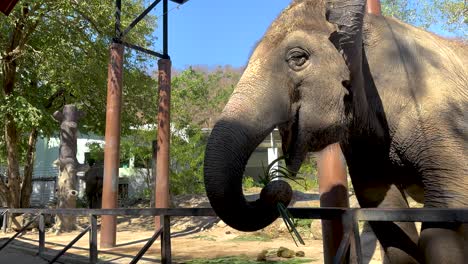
{"left": 1, "top": 222, "right": 375, "bottom": 264}
{"left": 0, "top": 191, "right": 392, "bottom": 263}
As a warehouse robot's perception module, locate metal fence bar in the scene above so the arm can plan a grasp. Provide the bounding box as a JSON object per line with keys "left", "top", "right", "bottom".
{"left": 1, "top": 206, "right": 468, "bottom": 264}
{"left": 358, "top": 208, "right": 468, "bottom": 222}
{"left": 351, "top": 211, "right": 363, "bottom": 264}
{"left": 0, "top": 208, "right": 217, "bottom": 216}
{"left": 332, "top": 230, "right": 351, "bottom": 264}
{"left": 38, "top": 214, "right": 45, "bottom": 256}
{"left": 2, "top": 207, "right": 468, "bottom": 220}
{"left": 129, "top": 227, "right": 163, "bottom": 264}
{"left": 0, "top": 213, "right": 39, "bottom": 251}
{"left": 89, "top": 215, "right": 98, "bottom": 264}
{"left": 1, "top": 210, "right": 7, "bottom": 233}
{"left": 48, "top": 226, "right": 91, "bottom": 263}
{"left": 161, "top": 215, "right": 171, "bottom": 264}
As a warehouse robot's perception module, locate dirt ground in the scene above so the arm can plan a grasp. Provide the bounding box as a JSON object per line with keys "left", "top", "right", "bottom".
{"left": 0, "top": 191, "right": 387, "bottom": 263}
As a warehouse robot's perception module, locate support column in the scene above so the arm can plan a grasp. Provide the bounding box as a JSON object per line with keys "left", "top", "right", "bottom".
{"left": 317, "top": 143, "right": 349, "bottom": 264}
{"left": 267, "top": 132, "right": 278, "bottom": 178}
{"left": 100, "top": 42, "right": 124, "bottom": 248}
{"left": 366, "top": 0, "right": 381, "bottom": 15}
{"left": 155, "top": 58, "right": 171, "bottom": 229}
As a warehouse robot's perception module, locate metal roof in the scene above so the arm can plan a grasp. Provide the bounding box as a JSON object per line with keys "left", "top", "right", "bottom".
{"left": 170, "top": 0, "right": 189, "bottom": 4}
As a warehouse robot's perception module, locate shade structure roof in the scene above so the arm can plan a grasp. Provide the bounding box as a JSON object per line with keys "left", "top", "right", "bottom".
{"left": 170, "top": 0, "right": 189, "bottom": 4}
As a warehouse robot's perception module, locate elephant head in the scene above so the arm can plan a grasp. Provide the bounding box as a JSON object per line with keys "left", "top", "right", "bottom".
{"left": 204, "top": 0, "right": 367, "bottom": 231}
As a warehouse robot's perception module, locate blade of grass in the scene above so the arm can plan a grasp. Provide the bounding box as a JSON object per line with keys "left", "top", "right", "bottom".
{"left": 277, "top": 203, "right": 305, "bottom": 246}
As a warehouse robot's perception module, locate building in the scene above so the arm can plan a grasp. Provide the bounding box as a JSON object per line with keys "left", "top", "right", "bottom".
{"left": 30, "top": 129, "right": 283, "bottom": 207}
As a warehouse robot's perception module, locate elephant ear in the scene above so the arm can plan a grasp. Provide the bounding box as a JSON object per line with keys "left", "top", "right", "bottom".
{"left": 325, "top": 0, "right": 366, "bottom": 92}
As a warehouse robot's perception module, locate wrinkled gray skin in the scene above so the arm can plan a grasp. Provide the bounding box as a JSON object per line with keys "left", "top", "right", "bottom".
{"left": 203, "top": 0, "right": 467, "bottom": 263}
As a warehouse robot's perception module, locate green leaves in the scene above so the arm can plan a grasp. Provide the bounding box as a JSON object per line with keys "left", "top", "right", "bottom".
{"left": 0, "top": 95, "right": 41, "bottom": 128}
{"left": 381, "top": 0, "right": 467, "bottom": 36}
{"left": 0, "top": 1, "right": 158, "bottom": 174}
{"left": 168, "top": 67, "right": 241, "bottom": 194}
{"left": 258, "top": 156, "right": 307, "bottom": 189}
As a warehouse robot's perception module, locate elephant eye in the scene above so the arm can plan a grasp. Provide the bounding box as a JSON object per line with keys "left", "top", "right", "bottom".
{"left": 286, "top": 48, "right": 309, "bottom": 71}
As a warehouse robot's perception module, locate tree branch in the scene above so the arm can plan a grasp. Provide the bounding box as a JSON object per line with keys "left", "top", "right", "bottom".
{"left": 44, "top": 88, "right": 66, "bottom": 109}
{"left": 70, "top": 1, "right": 104, "bottom": 36}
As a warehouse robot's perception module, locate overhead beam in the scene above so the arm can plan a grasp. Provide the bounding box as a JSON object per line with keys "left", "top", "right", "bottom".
{"left": 121, "top": 0, "right": 162, "bottom": 38}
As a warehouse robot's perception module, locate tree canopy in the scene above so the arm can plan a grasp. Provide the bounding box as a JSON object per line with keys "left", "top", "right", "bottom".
{"left": 381, "top": 0, "right": 467, "bottom": 36}
{"left": 0, "top": 0, "right": 157, "bottom": 208}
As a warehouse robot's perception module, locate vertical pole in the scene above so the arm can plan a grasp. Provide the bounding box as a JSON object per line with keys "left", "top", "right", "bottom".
{"left": 267, "top": 133, "right": 278, "bottom": 179}
{"left": 163, "top": 0, "right": 168, "bottom": 56}
{"left": 2, "top": 212, "right": 8, "bottom": 233}
{"left": 161, "top": 215, "right": 172, "bottom": 264}
{"left": 151, "top": 140, "right": 157, "bottom": 208}
{"left": 38, "top": 214, "right": 45, "bottom": 256}
{"left": 366, "top": 0, "right": 381, "bottom": 15}
{"left": 155, "top": 58, "right": 171, "bottom": 229}
{"left": 317, "top": 143, "right": 349, "bottom": 264}
{"left": 100, "top": 42, "right": 124, "bottom": 248}
{"left": 115, "top": 0, "right": 122, "bottom": 37}
{"left": 89, "top": 214, "right": 98, "bottom": 263}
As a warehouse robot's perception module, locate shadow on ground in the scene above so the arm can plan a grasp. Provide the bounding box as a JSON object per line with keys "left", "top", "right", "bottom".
{"left": 0, "top": 236, "right": 163, "bottom": 263}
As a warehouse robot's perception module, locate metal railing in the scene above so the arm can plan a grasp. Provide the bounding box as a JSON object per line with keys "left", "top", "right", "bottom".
{"left": 0, "top": 207, "right": 467, "bottom": 264}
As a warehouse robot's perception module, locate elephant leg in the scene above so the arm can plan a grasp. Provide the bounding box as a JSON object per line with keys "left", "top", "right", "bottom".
{"left": 419, "top": 224, "right": 464, "bottom": 264}
{"left": 359, "top": 221, "right": 379, "bottom": 264}
{"left": 355, "top": 183, "right": 421, "bottom": 263}
{"left": 419, "top": 187, "right": 466, "bottom": 264}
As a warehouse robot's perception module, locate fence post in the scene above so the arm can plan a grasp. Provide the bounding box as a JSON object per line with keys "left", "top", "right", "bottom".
{"left": 317, "top": 143, "right": 349, "bottom": 264}
{"left": 38, "top": 214, "right": 45, "bottom": 256}
{"left": 2, "top": 211, "right": 7, "bottom": 233}
{"left": 161, "top": 215, "right": 171, "bottom": 264}
{"left": 155, "top": 58, "right": 172, "bottom": 229}
{"left": 89, "top": 214, "right": 98, "bottom": 264}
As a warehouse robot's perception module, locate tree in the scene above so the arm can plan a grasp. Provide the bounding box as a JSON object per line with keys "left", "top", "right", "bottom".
{"left": 168, "top": 66, "right": 241, "bottom": 194}
{"left": 381, "top": 0, "right": 467, "bottom": 36}
{"left": 0, "top": 0, "right": 157, "bottom": 218}
{"left": 120, "top": 128, "right": 155, "bottom": 198}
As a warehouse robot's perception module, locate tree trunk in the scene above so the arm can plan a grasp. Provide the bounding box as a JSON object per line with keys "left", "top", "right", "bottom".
{"left": 1, "top": 4, "right": 28, "bottom": 230}
{"left": 3, "top": 53, "right": 23, "bottom": 230}
{"left": 55, "top": 169, "right": 78, "bottom": 232}
{"left": 53, "top": 105, "right": 88, "bottom": 233}
{"left": 20, "top": 128, "right": 38, "bottom": 208}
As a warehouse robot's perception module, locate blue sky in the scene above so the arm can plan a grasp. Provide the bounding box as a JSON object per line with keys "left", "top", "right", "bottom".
{"left": 152, "top": 0, "right": 289, "bottom": 69}
{"left": 146, "top": 0, "right": 461, "bottom": 70}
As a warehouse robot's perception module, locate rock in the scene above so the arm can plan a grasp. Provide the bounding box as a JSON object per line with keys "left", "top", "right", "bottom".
{"left": 277, "top": 247, "right": 287, "bottom": 256}
{"left": 257, "top": 249, "right": 268, "bottom": 261}
{"left": 277, "top": 247, "right": 295, "bottom": 258}
{"left": 216, "top": 220, "right": 227, "bottom": 228}
{"left": 225, "top": 231, "right": 231, "bottom": 234}
{"left": 310, "top": 220, "right": 322, "bottom": 240}
{"left": 295, "top": 251, "right": 305, "bottom": 257}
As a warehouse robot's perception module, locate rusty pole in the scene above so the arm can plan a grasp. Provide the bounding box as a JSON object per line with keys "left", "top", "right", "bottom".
{"left": 317, "top": 143, "right": 349, "bottom": 264}
{"left": 367, "top": 0, "right": 382, "bottom": 15}
{"left": 100, "top": 42, "right": 124, "bottom": 248}
{"left": 155, "top": 58, "right": 172, "bottom": 229}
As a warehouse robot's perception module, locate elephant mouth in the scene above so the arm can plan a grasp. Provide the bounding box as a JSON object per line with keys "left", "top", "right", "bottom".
{"left": 279, "top": 107, "right": 308, "bottom": 173}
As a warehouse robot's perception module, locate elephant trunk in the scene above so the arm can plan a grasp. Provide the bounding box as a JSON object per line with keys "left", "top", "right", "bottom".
{"left": 204, "top": 82, "right": 292, "bottom": 231}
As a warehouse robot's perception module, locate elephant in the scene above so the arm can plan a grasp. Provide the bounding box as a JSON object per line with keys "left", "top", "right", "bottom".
{"left": 203, "top": 0, "right": 467, "bottom": 263}
{"left": 80, "top": 159, "right": 103, "bottom": 209}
